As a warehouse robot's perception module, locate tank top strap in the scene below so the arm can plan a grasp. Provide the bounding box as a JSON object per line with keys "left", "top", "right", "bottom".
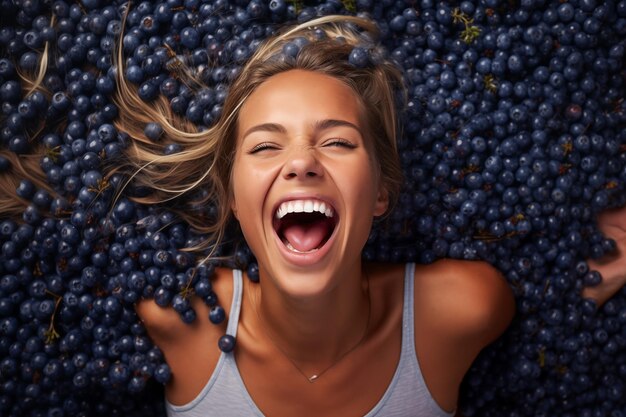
{"left": 225, "top": 269, "right": 244, "bottom": 338}
{"left": 402, "top": 263, "right": 416, "bottom": 354}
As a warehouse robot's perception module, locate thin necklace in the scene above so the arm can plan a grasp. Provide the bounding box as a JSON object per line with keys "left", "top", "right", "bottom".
{"left": 248, "top": 272, "right": 371, "bottom": 383}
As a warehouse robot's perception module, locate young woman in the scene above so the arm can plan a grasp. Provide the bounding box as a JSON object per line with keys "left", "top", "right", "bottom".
{"left": 116, "top": 16, "right": 516, "bottom": 417}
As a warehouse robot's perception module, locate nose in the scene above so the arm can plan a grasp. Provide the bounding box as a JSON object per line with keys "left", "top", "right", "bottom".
{"left": 282, "top": 146, "right": 323, "bottom": 179}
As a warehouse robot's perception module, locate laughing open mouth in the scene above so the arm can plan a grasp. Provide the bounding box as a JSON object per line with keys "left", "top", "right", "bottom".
{"left": 273, "top": 199, "right": 338, "bottom": 253}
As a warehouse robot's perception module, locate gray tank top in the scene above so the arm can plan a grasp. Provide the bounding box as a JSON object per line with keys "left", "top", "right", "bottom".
{"left": 166, "top": 263, "right": 454, "bottom": 417}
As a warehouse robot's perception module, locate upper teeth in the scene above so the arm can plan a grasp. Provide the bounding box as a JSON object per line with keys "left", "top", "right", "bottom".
{"left": 275, "top": 199, "right": 334, "bottom": 219}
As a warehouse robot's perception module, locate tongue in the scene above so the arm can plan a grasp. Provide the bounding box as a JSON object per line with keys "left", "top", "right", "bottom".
{"left": 282, "top": 220, "right": 331, "bottom": 252}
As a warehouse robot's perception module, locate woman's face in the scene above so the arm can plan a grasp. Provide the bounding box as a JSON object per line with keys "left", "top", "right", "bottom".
{"left": 230, "top": 69, "right": 388, "bottom": 297}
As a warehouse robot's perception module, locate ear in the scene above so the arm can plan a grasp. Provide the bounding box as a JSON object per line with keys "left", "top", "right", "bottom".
{"left": 373, "top": 186, "right": 389, "bottom": 217}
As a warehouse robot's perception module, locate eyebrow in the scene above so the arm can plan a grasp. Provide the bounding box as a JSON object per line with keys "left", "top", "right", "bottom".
{"left": 241, "top": 119, "right": 362, "bottom": 140}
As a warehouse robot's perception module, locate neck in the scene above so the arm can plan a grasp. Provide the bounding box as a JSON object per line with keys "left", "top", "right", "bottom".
{"left": 251, "top": 261, "right": 370, "bottom": 369}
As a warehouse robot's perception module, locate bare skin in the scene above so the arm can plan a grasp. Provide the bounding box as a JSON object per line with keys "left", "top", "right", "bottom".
{"left": 136, "top": 259, "right": 514, "bottom": 416}
{"left": 583, "top": 206, "right": 626, "bottom": 307}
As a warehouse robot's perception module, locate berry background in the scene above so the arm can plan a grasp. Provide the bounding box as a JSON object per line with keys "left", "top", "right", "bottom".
{"left": 1, "top": 0, "right": 625, "bottom": 416}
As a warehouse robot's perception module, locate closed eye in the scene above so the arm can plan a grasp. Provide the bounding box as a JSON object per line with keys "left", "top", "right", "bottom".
{"left": 248, "top": 142, "right": 279, "bottom": 154}
{"left": 324, "top": 138, "right": 357, "bottom": 149}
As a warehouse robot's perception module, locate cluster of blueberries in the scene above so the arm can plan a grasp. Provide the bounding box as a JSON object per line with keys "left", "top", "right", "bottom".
{"left": 0, "top": 0, "right": 625, "bottom": 415}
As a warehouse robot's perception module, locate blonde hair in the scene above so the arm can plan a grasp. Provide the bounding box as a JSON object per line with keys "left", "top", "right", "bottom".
{"left": 0, "top": 149, "right": 56, "bottom": 219}
{"left": 0, "top": 16, "right": 59, "bottom": 221}
{"left": 113, "top": 15, "right": 405, "bottom": 257}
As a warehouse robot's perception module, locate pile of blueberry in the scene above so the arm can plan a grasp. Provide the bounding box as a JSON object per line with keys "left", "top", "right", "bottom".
{"left": 1, "top": 0, "right": 625, "bottom": 415}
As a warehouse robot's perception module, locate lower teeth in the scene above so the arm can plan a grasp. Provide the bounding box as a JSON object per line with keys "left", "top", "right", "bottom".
{"left": 285, "top": 242, "right": 319, "bottom": 254}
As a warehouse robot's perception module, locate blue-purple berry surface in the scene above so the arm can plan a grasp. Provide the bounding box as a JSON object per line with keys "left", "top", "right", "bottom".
{"left": 0, "top": 0, "right": 625, "bottom": 416}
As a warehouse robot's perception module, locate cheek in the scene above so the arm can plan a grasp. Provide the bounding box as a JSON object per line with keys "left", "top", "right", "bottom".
{"left": 229, "top": 161, "right": 240, "bottom": 212}
{"left": 360, "top": 156, "right": 381, "bottom": 192}
{"left": 230, "top": 160, "right": 272, "bottom": 220}
{"left": 337, "top": 161, "right": 380, "bottom": 210}
{"left": 230, "top": 158, "right": 250, "bottom": 218}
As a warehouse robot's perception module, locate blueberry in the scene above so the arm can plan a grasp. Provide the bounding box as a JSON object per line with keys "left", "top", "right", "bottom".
{"left": 16, "top": 180, "right": 35, "bottom": 199}
{"left": 153, "top": 364, "right": 171, "bottom": 384}
{"left": 125, "top": 65, "right": 144, "bottom": 84}
{"left": 143, "top": 122, "right": 164, "bottom": 142}
{"left": 269, "top": 0, "right": 287, "bottom": 14}
{"left": 153, "top": 287, "right": 172, "bottom": 307}
{"left": 180, "top": 27, "right": 200, "bottom": 49}
{"left": 348, "top": 47, "right": 370, "bottom": 68}
{"left": 109, "top": 362, "right": 130, "bottom": 384}
{"left": 142, "top": 54, "right": 162, "bottom": 77}
{"left": 218, "top": 334, "right": 236, "bottom": 353}
{"left": 558, "top": 3, "right": 575, "bottom": 22}
{"left": 1, "top": 81, "right": 21, "bottom": 103}
{"left": 209, "top": 306, "right": 226, "bottom": 324}
{"left": 389, "top": 15, "right": 406, "bottom": 32}
{"left": 282, "top": 41, "right": 300, "bottom": 59}
{"left": 164, "top": 143, "right": 183, "bottom": 155}
{"left": 138, "top": 80, "right": 159, "bottom": 101}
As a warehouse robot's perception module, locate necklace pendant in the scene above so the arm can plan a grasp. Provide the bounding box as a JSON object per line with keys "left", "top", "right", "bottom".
{"left": 308, "top": 375, "right": 319, "bottom": 383}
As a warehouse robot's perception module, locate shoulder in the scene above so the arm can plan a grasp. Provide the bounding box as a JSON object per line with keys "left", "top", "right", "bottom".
{"left": 412, "top": 259, "right": 515, "bottom": 411}
{"left": 135, "top": 267, "right": 235, "bottom": 345}
{"left": 134, "top": 267, "right": 238, "bottom": 404}
{"left": 414, "top": 258, "right": 515, "bottom": 345}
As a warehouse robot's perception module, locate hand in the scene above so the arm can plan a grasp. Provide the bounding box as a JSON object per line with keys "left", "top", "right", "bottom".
{"left": 583, "top": 206, "right": 626, "bottom": 307}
